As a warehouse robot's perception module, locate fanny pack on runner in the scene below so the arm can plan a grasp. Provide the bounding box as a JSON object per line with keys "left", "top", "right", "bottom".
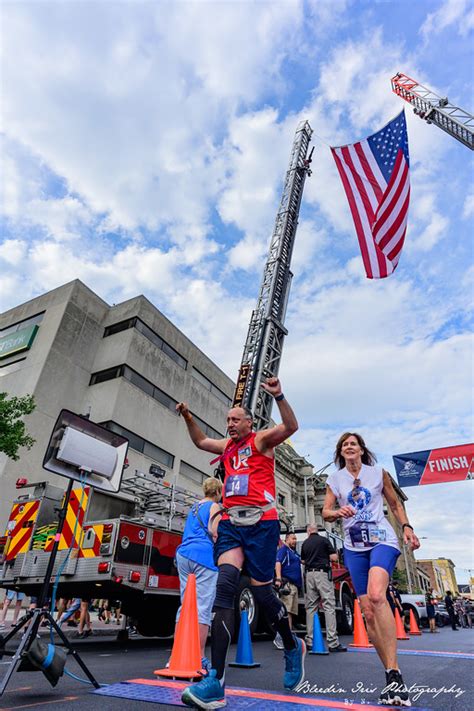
{"left": 210, "top": 502, "right": 275, "bottom": 527}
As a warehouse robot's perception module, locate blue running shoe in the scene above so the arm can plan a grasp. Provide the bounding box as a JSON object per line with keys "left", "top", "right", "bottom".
{"left": 283, "top": 635, "right": 306, "bottom": 690}
{"left": 201, "top": 656, "right": 212, "bottom": 676}
{"left": 181, "top": 669, "right": 226, "bottom": 709}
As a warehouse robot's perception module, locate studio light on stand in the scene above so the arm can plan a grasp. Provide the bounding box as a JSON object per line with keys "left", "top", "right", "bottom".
{"left": 0, "top": 409, "right": 128, "bottom": 697}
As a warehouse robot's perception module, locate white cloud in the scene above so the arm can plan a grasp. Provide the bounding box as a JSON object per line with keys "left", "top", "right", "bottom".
{"left": 0, "top": 239, "right": 27, "bottom": 266}
{"left": 420, "top": 0, "right": 474, "bottom": 39}
{"left": 463, "top": 191, "right": 474, "bottom": 219}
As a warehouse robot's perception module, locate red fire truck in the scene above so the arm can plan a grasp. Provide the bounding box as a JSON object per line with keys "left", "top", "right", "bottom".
{"left": 1, "top": 473, "right": 355, "bottom": 638}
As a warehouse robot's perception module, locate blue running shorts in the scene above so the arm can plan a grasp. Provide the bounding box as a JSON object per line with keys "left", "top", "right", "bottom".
{"left": 343, "top": 544, "right": 400, "bottom": 597}
{"left": 214, "top": 519, "right": 280, "bottom": 583}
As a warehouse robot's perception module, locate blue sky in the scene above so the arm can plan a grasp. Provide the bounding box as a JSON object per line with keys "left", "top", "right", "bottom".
{"left": 1, "top": 0, "right": 473, "bottom": 583}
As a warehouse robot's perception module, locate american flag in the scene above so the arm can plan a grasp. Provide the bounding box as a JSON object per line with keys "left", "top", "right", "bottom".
{"left": 331, "top": 110, "right": 410, "bottom": 279}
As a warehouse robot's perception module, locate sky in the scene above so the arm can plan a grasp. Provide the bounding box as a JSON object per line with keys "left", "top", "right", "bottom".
{"left": 1, "top": 0, "right": 473, "bottom": 583}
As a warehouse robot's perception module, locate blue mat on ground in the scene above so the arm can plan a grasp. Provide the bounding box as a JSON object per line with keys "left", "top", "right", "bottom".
{"left": 92, "top": 679, "right": 433, "bottom": 710}
{"left": 348, "top": 647, "right": 474, "bottom": 660}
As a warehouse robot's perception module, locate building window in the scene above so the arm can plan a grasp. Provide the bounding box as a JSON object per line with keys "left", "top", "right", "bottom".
{"left": 0, "top": 312, "right": 45, "bottom": 337}
{"left": 192, "top": 367, "right": 232, "bottom": 406}
{"left": 91, "top": 364, "right": 223, "bottom": 435}
{"left": 90, "top": 365, "right": 124, "bottom": 385}
{"left": 90, "top": 364, "right": 178, "bottom": 413}
{"left": 101, "top": 421, "right": 174, "bottom": 469}
{"left": 180, "top": 461, "right": 208, "bottom": 485}
{"left": 277, "top": 493, "right": 286, "bottom": 507}
{"left": 103, "top": 317, "right": 187, "bottom": 369}
{"left": 103, "top": 317, "right": 136, "bottom": 337}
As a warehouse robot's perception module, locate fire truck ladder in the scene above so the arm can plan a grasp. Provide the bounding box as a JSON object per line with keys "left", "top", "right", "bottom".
{"left": 391, "top": 73, "right": 474, "bottom": 150}
{"left": 234, "top": 120, "right": 313, "bottom": 431}
{"left": 120, "top": 471, "right": 199, "bottom": 532}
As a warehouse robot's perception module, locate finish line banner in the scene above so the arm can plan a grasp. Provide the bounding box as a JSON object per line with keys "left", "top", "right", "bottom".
{"left": 393, "top": 443, "right": 474, "bottom": 488}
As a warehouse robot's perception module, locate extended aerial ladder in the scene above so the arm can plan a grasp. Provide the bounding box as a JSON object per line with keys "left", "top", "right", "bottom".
{"left": 233, "top": 121, "right": 313, "bottom": 431}
{"left": 391, "top": 73, "right": 473, "bottom": 150}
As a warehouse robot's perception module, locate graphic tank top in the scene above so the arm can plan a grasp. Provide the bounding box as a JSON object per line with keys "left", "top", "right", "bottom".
{"left": 221, "top": 432, "right": 278, "bottom": 521}
{"left": 326, "top": 464, "right": 399, "bottom": 552}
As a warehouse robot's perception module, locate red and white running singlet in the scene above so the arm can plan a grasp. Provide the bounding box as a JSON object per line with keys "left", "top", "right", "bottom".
{"left": 221, "top": 432, "right": 278, "bottom": 521}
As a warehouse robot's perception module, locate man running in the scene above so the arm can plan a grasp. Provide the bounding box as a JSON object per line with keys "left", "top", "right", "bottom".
{"left": 177, "top": 377, "right": 304, "bottom": 709}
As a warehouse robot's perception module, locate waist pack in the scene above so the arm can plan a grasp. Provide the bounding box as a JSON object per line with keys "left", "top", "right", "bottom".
{"left": 225, "top": 503, "right": 275, "bottom": 527}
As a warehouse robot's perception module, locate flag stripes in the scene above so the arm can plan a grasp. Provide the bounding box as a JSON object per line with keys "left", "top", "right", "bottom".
{"left": 331, "top": 110, "right": 410, "bottom": 278}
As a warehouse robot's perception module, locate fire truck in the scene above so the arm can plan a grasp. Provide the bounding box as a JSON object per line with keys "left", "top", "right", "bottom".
{"left": 0, "top": 473, "right": 194, "bottom": 638}
{"left": 0, "top": 475, "right": 355, "bottom": 638}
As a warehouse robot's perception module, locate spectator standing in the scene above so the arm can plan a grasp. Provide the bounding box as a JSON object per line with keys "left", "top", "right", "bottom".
{"left": 58, "top": 598, "right": 81, "bottom": 628}
{"left": 273, "top": 532, "right": 303, "bottom": 649}
{"left": 386, "top": 580, "right": 404, "bottom": 618}
{"left": 445, "top": 591, "right": 458, "bottom": 630}
{"left": 425, "top": 590, "right": 438, "bottom": 633}
{"left": 0, "top": 590, "right": 25, "bottom": 628}
{"left": 76, "top": 599, "right": 92, "bottom": 638}
{"left": 300, "top": 524, "right": 346, "bottom": 653}
{"left": 454, "top": 598, "right": 467, "bottom": 628}
{"left": 175, "top": 477, "right": 223, "bottom": 670}
{"left": 465, "top": 600, "right": 473, "bottom": 629}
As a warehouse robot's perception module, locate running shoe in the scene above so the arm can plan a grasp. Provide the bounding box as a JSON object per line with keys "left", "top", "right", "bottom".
{"left": 201, "top": 656, "right": 212, "bottom": 675}
{"left": 379, "top": 669, "right": 412, "bottom": 707}
{"left": 273, "top": 632, "right": 284, "bottom": 650}
{"left": 181, "top": 669, "right": 226, "bottom": 709}
{"left": 283, "top": 635, "right": 306, "bottom": 690}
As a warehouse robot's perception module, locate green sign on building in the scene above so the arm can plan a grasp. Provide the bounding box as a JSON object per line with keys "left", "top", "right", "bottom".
{"left": 0, "top": 325, "right": 39, "bottom": 360}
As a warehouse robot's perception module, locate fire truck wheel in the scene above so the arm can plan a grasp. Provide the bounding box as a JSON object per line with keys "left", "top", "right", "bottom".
{"left": 134, "top": 598, "right": 178, "bottom": 638}
{"left": 337, "top": 589, "right": 354, "bottom": 635}
{"left": 234, "top": 575, "right": 259, "bottom": 640}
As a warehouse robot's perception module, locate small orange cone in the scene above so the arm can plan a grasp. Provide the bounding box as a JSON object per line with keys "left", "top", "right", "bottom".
{"left": 154, "top": 573, "right": 203, "bottom": 679}
{"left": 349, "top": 599, "right": 373, "bottom": 648}
{"left": 394, "top": 608, "right": 409, "bottom": 640}
{"left": 408, "top": 609, "right": 422, "bottom": 636}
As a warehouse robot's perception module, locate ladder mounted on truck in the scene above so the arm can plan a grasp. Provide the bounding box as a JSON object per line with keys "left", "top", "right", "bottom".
{"left": 391, "top": 73, "right": 474, "bottom": 150}
{"left": 120, "top": 471, "right": 200, "bottom": 533}
{"left": 233, "top": 120, "right": 313, "bottom": 431}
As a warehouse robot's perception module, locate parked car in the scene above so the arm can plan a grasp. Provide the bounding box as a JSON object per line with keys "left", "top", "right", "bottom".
{"left": 400, "top": 594, "right": 449, "bottom": 628}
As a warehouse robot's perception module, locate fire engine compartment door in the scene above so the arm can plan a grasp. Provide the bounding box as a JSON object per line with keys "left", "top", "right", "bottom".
{"left": 146, "top": 529, "right": 180, "bottom": 591}
{"left": 115, "top": 522, "right": 149, "bottom": 565}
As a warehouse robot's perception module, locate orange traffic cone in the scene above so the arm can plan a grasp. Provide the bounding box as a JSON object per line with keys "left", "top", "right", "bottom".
{"left": 154, "top": 573, "right": 203, "bottom": 679}
{"left": 408, "top": 609, "right": 422, "bottom": 636}
{"left": 349, "top": 599, "right": 373, "bottom": 648}
{"left": 394, "top": 608, "right": 409, "bottom": 640}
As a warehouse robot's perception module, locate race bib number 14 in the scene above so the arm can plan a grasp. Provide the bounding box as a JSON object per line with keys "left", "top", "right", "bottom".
{"left": 225, "top": 474, "right": 249, "bottom": 497}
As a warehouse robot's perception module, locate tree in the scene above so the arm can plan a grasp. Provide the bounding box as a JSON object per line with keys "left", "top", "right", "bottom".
{"left": 392, "top": 568, "right": 409, "bottom": 593}
{"left": 0, "top": 392, "right": 36, "bottom": 460}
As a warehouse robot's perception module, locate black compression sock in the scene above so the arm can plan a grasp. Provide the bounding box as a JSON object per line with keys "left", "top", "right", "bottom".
{"left": 211, "top": 607, "right": 234, "bottom": 681}
{"left": 274, "top": 614, "right": 297, "bottom": 650}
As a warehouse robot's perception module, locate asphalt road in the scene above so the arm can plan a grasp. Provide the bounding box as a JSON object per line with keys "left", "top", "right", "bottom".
{"left": 0, "top": 629, "right": 473, "bottom": 711}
